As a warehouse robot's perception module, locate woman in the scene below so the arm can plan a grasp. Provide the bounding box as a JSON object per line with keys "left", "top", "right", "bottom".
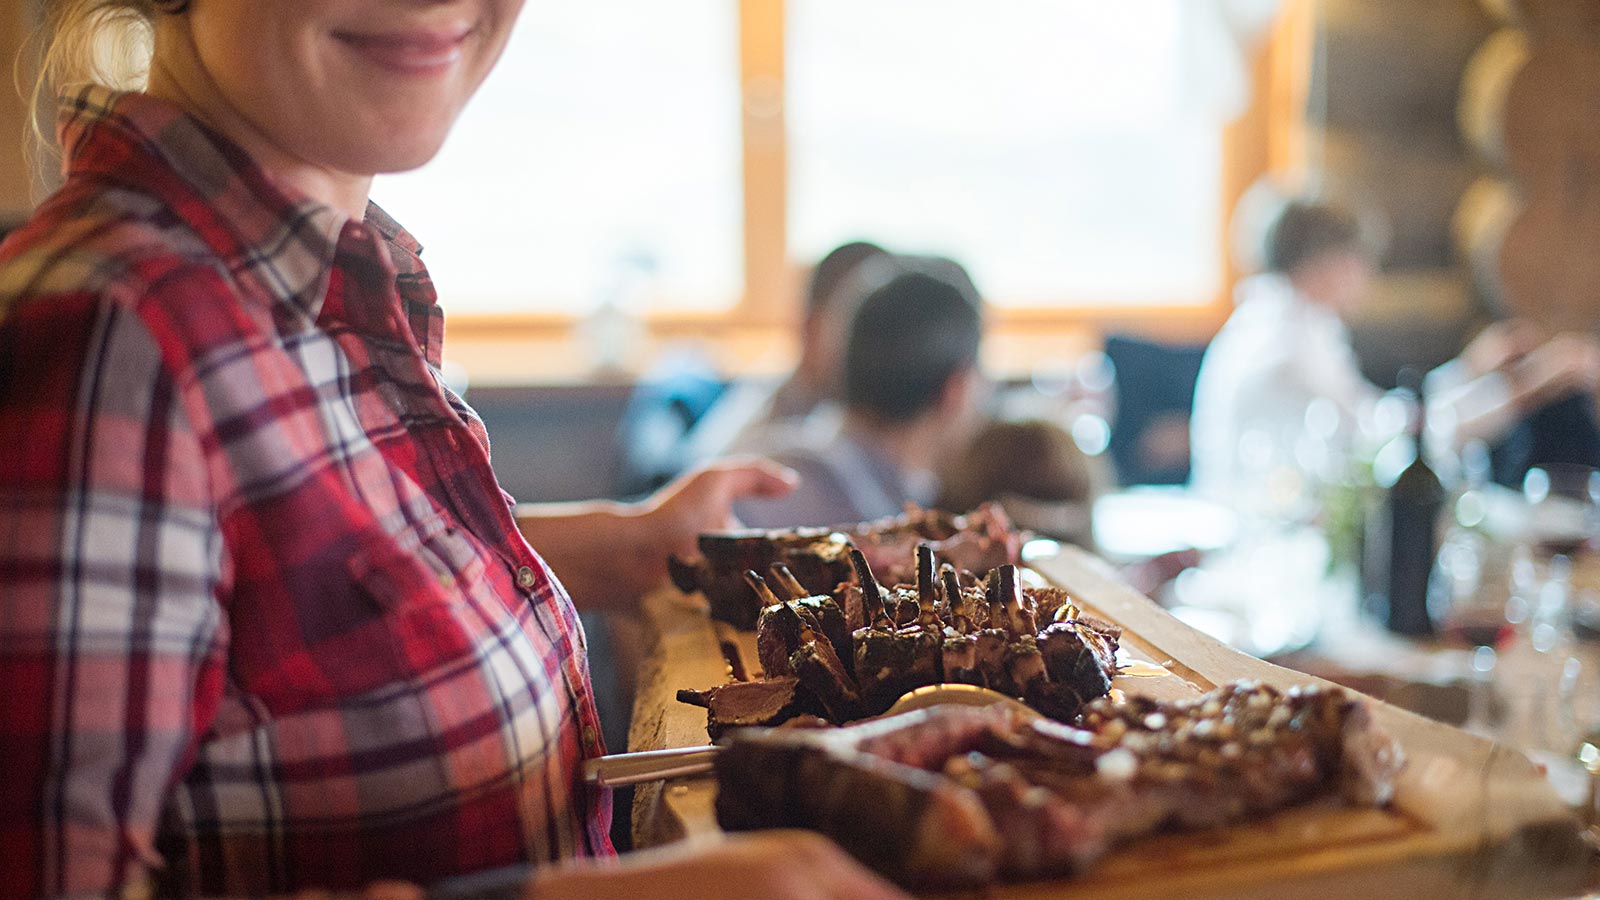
{"left": 0, "top": 2, "right": 909, "bottom": 898}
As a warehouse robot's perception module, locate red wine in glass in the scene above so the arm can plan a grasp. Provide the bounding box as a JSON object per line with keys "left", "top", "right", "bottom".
{"left": 1573, "top": 613, "right": 1600, "bottom": 643}
{"left": 1439, "top": 609, "right": 1513, "bottom": 649}
{"left": 1535, "top": 533, "right": 1589, "bottom": 558}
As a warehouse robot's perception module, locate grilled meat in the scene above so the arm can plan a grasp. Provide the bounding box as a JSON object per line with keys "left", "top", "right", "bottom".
{"left": 714, "top": 682, "right": 1405, "bottom": 888}
{"left": 690, "top": 549, "right": 1119, "bottom": 732}
{"left": 670, "top": 505, "right": 1022, "bottom": 629}
{"left": 849, "top": 548, "right": 930, "bottom": 714}
{"left": 1028, "top": 618, "right": 1119, "bottom": 721}
{"left": 851, "top": 503, "right": 1023, "bottom": 587}
{"left": 788, "top": 611, "right": 862, "bottom": 723}
{"left": 751, "top": 572, "right": 804, "bottom": 678}
{"left": 670, "top": 530, "right": 855, "bottom": 629}
{"left": 676, "top": 677, "right": 822, "bottom": 740}
{"left": 769, "top": 564, "right": 855, "bottom": 678}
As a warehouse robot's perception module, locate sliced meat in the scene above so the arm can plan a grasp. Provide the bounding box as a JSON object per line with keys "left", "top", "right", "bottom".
{"left": 1033, "top": 621, "right": 1115, "bottom": 721}
{"left": 713, "top": 682, "right": 1405, "bottom": 889}
{"left": 715, "top": 724, "right": 1001, "bottom": 888}
{"left": 790, "top": 626, "right": 861, "bottom": 723}
{"left": 676, "top": 677, "right": 819, "bottom": 739}
{"left": 676, "top": 505, "right": 1022, "bottom": 629}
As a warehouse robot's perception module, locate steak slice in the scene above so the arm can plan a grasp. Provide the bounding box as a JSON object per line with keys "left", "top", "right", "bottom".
{"left": 754, "top": 598, "right": 806, "bottom": 678}
{"left": 790, "top": 628, "right": 862, "bottom": 723}
{"left": 713, "top": 683, "right": 1405, "bottom": 888}
{"left": 793, "top": 594, "right": 855, "bottom": 679}
{"left": 676, "top": 677, "right": 820, "bottom": 740}
{"left": 715, "top": 720, "right": 1002, "bottom": 888}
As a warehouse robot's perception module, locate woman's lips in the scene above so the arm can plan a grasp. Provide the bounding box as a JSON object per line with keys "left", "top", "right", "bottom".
{"left": 334, "top": 26, "right": 472, "bottom": 75}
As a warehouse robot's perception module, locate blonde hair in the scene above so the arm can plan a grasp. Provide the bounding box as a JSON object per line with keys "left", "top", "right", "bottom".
{"left": 22, "top": 1, "right": 155, "bottom": 174}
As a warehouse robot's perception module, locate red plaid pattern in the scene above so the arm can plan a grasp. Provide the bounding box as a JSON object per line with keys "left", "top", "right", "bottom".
{"left": 0, "top": 87, "right": 613, "bottom": 900}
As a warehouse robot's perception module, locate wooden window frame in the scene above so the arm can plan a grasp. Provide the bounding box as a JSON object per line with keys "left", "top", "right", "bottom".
{"left": 430, "top": 0, "right": 1316, "bottom": 382}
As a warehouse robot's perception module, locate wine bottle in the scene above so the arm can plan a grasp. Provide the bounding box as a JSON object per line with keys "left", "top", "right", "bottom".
{"left": 1364, "top": 370, "right": 1444, "bottom": 636}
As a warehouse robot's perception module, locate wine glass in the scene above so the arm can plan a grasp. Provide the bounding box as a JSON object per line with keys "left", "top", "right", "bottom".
{"left": 1520, "top": 464, "right": 1600, "bottom": 650}
{"left": 1523, "top": 464, "right": 1600, "bottom": 560}
{"left": 1436, "top": 579, "right": 1516, "bottom": 737}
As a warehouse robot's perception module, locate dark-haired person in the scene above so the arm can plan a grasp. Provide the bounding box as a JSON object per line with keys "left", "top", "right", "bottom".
{"left": 1191, "top": 199, "right": 1600, "bottom": 499}
{"left": 737, "top": 263, "right": 984, "bottom": 528}
{"left": 771, "top": 240, "right": 894, "bottom": 422}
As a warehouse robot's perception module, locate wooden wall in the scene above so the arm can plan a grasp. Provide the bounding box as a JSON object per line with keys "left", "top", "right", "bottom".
{"left": 1, "top": 1, "right": 40, "bottom": 222}
{"left": 1459, "top": 1, "right": 1600, "bottom": 332}
{"left": 1313, "top": 0, "right": 1499, "bottom": 383}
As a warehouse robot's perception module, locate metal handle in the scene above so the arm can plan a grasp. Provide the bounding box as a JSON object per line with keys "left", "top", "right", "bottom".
{"left": 582, "top": 745, "right": 720, "bottom": 787}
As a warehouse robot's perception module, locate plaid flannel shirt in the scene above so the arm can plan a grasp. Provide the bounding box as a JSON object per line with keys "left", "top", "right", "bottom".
{"left": 0, "top": 86, "right": 613, "bottom": 900}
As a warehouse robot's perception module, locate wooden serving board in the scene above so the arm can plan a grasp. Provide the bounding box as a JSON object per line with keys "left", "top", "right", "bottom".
{"left": 627, "top": 545, "right": 1594, "bottom": 899}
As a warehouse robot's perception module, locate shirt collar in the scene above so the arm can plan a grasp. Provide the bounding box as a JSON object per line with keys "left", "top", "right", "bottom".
{"left": 57, "top": 85, "right": 440, "bottom": 351}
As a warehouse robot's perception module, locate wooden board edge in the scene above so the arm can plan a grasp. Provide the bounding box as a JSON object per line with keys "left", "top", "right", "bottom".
{"left": 1030, "top": 546, "right": 1580, "bottom": 846}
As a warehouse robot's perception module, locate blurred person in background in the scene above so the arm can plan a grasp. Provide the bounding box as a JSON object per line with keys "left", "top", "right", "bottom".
{"left": 939, "top": 418, "right": 1103, "bottom": 549}
{"left": 764, "top": 240, "right": 893, "bottom": 423}
{"left": 1191, "top": 198, "right": 1600, "bottom": 501}
{"left": 939, "top": 418, "right": 1200, "bottom": 594}
{"left": 683, "top": 240, "right": 889, "bottom": 461}
{"left": 738, "top": 261, "right": 984, "bottom": 528}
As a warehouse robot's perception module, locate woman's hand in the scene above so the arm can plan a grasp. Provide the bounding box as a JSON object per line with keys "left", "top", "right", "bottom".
{"left": 1460, "top": 319, "right": 1547, "bottom": 377}
{"left": 517, "top": 458, "right": 796, "bottom": 612}
{"left": 634, "top": 457, "right": 799, "bottom": 561}
{"left": 279, "top": 881, "right": 422, "bottom": 900}
{"left": 1509, "top": 332, "right": 1600, "bottom": 411}
{"left": 529, "top": 831, "right": 912, "bottom": 900}
{"left": 603, "top": 457, "right": 798, "bottom": 608}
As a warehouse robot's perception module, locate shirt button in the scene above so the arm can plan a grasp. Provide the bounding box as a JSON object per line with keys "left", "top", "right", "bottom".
{"left": 582, "top": 726, "right": 599, "bottom": 749}
{"left": 516, "top": 565, "right": 537, "bottom": 590}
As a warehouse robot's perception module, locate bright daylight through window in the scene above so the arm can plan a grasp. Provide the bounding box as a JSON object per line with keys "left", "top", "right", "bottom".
{"left": 789, "top": 0, "right": 1223, "bottom": 307}
{"left": 376, "top": 0, "right": 744, "bottom": 315}
{"left": 379, "top": 1, "right": 1222, "bottom": 315}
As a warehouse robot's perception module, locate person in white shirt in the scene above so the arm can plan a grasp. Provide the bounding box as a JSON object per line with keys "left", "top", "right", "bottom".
{"left": 1191, "top": 199, "right": 1600, "bottom": 501}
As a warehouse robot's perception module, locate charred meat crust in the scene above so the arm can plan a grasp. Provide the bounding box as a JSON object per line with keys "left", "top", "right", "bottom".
{"left": 672, "top": 505, "right": 1021, "bottom": 629}
{"left": 676, "top": 677, "right": 823, "bottom": 739}
{"left": 693, "top": 551, "right": 1123, "bottom": 735}
{"left": 713, "top": 683, "right": 1405, "bottom": 888}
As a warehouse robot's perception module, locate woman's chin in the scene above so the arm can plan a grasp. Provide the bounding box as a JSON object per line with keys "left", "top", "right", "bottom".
{"left": 321, "top": 131, "right": 453, "bottom": 177}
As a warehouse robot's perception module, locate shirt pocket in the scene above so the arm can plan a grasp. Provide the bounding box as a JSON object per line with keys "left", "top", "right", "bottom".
{"left": 343, "top": 511, "right": 491, "bottom": 680}
{"left": 346, "top": 510, "right": 488, "bottom": 611}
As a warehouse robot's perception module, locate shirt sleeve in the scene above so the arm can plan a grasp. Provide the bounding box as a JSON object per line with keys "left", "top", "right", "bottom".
{"left": 1426, "top": 368, "right": 1518, "bottom": 449}
{"left": 0, "top": 289, "right": 227, "bottom": 900}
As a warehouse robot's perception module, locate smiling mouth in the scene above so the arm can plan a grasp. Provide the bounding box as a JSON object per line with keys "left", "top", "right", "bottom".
{"left": 333, "top": 25, "right": 474, "bottom": 75}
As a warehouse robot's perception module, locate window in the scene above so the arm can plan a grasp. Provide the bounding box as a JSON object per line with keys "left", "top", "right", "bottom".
{"left": 375, "top": 0, "right": 743, "bottom": 314}
{"left": 788, "top": 0, "right": 1223, "bottom": 307}
{"left": 378, "top": 2, "right": 1255, "bottom": 319}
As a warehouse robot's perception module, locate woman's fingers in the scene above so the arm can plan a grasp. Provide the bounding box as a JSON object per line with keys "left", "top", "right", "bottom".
{"left": 362, "top": 882, "right": 424, "bottom": 900}
{"left": 734, "top": 456, "right": 803, "bottom": 499}
{"left": 279, "top": 881, "right": 421, "bottom": 900}
{"left": 530, "top": 830, "right": 914, "bottom": 900}
{"left": 698, "top": 456, "right": 801, "bottom": 501}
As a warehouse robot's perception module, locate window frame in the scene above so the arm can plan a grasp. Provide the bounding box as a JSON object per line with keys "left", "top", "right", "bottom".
{"left": 441, "top": 0, "right": 1315, "bottom": 374}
